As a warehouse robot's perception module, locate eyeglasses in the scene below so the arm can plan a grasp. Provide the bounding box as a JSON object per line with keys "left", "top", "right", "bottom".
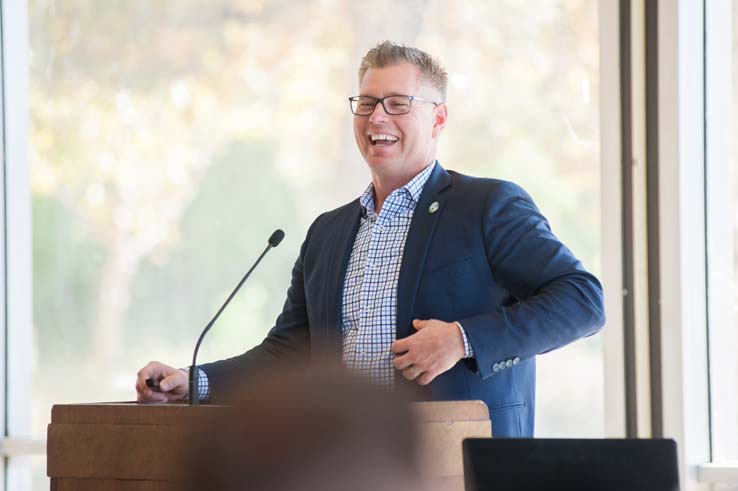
{"left": 348, "top": 95, "right": 439, "bottom": 116}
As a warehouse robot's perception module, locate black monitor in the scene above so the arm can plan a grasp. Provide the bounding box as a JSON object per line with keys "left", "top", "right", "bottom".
{"left": 463, "top": 438, "right": 679, "bottom": 491}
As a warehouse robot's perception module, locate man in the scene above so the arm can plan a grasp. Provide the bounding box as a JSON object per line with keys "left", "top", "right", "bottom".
{"left": 136, "top": 41, "right": 605, "bottom": 437}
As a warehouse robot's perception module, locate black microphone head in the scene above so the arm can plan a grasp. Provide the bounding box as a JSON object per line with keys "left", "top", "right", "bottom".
{"left": 269, "top": 229, "right": 285, "bottom": 247}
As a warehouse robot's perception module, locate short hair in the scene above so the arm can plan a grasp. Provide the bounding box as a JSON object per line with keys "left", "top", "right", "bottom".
{"left": 358, "top": 41, "right": 448, "bottom": 101}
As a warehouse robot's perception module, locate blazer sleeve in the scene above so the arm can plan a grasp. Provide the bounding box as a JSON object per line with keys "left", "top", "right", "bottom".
{"left": 198, "top": 215, "right": 323, "bottom": 399}
{"left": 458, "top": 182, "right": 606, "bottom": 380}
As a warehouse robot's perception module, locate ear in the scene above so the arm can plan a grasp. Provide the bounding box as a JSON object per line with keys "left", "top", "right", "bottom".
{"left": 432, "top": 103, "right": 448, "bottom": 139}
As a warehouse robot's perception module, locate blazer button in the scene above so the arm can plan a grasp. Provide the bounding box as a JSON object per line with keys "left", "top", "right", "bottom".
{"left": 513, "top": 357, "right": 521, "bottom": 365}
{"left": 492, "top": 363, "right": 500, "bottom": 372}
{"left": 506, "top": 360, "right": 513, "bottom": 368}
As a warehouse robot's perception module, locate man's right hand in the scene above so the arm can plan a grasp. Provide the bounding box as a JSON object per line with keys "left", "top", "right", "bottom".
{"left": 136, "top": 361, "right": 189, "bottom": 404}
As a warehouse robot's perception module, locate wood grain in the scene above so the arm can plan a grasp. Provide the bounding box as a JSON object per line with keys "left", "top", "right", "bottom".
{"left": 48, "top": 401, "right": 491, "bottom": 491}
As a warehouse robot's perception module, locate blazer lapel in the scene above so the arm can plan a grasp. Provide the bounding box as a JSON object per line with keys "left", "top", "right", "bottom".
{"left": 323, "top": 201, "right": 363, "bottom": 347}
{"left": 396, "top": 163, "right": 452, "bottom": 340}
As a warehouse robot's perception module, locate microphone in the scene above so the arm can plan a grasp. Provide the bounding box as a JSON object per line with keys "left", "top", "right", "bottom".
{"left": 188, "top": 229, "right": 285, "bottom": 405}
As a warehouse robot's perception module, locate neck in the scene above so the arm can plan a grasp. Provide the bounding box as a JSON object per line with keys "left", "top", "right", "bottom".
{"left": 371, "top": 160, "right": 433, "bottom": 213}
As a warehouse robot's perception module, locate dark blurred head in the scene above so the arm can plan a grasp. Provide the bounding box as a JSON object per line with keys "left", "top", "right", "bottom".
{"left": 185, "top": 361, "right": 422, "bottom": 491}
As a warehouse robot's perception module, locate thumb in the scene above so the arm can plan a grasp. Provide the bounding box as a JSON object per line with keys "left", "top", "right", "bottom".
{"left": 159, "top": 373, "right": 181, "bottom": 393}
{"left": 412, "top": 319, "right": 430, "bottom": 330}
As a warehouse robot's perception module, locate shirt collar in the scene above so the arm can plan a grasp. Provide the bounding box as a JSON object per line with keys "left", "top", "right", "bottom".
{"left": 359, "top": 160, "right": 437, "bottom": 215}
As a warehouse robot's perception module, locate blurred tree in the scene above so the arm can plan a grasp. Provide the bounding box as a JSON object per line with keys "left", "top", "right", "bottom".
{"left": 125, "top": 138, "right": 299, "bottom": 354}
{"left": 29, "top": 0, "right": 603, "bottom": 444}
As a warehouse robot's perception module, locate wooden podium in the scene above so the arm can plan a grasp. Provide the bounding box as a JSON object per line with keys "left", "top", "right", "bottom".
{"left": 48, "top": 401, "right": 491, "bottom": 491}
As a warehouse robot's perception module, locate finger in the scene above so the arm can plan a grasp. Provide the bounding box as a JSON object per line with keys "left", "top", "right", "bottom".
{"left": 402, "top": 366, "right": 421, "bottom": 381}
{"left": 391, "top": 338, "right": 410, "bottom": 354}
{"left": 138, "top": 361, "right": 180, "bottom": 389}
{"left": 393, "top": 352, "right": 414, "bottom": 370}
{"left": 138, "top": 389, "right": 167, "bottom": 404}
{"left": 135, "top": 379, "right": 148, "bottom": 396}
{"left": 136, "top": 378, "right": 160, "bottom": 398}
{"left": 417, "top": 369, "right": 437, "bottom": 386}
{"left": 136, "top": 367, "right": 152, "bottom": 387}
{"left": 412, "top": 319, "right": 430, "bottom": 330}
{"left": 137, "top": 361, "right": 164, "bottom": 386}
{"left": 150, "top": 393, "right": 168, "bottom": 403}
{"left": 165, "top": 391, "right": 186, "bottom": 403}
{"left": 159, "top": 372, "right": 184, "bottom": 393}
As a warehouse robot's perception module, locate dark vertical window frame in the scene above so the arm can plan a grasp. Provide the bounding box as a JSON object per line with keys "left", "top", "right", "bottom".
{"left": 645, "top": 0, "right": 664, "bottom": 438}
{"left": 644, "top": 0, "right": 663, "bottom": 439}
{"left": 619, "top": 0, "right": 639, "bottom": 438}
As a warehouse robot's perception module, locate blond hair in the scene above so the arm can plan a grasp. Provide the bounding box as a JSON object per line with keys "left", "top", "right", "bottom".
{"left": 358, "top": 41, "right": 448, "bottom": 101}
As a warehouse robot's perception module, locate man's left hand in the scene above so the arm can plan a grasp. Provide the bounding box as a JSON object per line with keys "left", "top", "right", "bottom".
{"left": 391, "top": 319, "right": 465, "bottom": 386}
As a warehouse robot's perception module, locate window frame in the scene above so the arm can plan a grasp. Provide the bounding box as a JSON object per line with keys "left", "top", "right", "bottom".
{"left": 655, "top": 0, "right": 713, "bottom": 487}
{"left": 698, "top": 0, "right": 738, "bottom": 482}
{"left": 1, "top": 0, "right": 44, "bottom": 490}
{"left": 599, "top": 0, "right": 628, "bottom": 438}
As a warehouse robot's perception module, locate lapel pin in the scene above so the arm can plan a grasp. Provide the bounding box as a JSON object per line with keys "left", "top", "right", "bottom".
{"left": 428, "top": 201, "right": 440, "bottom": 214}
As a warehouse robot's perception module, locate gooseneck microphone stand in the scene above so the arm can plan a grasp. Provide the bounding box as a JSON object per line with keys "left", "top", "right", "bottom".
{"left": 188, "top": 229, "right": 285, "bottom": 405}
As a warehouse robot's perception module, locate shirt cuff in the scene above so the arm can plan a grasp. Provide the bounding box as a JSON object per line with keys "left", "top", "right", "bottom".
{"left": 455, "top": 321, "right": 474, "bottom": 358}
{"left": 183, "top": 367, "right": 211, "bottom": 401}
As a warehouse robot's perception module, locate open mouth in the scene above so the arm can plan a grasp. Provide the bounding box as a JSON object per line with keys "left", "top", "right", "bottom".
{"left": 369, "top": 133, "right": 399, "bottom": 147}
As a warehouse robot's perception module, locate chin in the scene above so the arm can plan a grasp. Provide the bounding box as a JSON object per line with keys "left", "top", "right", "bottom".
{"left": 365, "top": 157, "right": 400, "bottom": 172}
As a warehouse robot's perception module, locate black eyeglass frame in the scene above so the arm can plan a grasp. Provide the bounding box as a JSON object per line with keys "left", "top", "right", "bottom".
{"left": 348, "top": 95, "right": 439, "bottom": 116}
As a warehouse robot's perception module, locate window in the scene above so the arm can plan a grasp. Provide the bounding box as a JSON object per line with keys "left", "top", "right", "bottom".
{"left": 21, "top": 1, "right": 608, "bottom": 488}
{"left": 704, "top": 0, "right": 738, "bottom": 467}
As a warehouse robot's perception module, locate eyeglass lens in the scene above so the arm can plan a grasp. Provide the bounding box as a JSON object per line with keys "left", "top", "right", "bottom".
{"left": 351, "top": 96, "right": 412, "bottom": 115}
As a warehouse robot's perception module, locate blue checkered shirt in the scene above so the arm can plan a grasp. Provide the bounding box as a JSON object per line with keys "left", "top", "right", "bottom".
{"left": 192, "top": 161, "right": 473, "bottom": 400}
{"left": 341, "top": 161, "right": 473, "bottom": 388}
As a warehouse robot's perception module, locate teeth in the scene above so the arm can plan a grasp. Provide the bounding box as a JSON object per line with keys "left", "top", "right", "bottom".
{"left": 370, "top": 134, "right": 399, "bottom": 142}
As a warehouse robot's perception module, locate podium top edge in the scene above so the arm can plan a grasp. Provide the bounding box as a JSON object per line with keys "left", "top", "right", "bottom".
{"left": 51, "top": 400, "right": 489, "bottom": 424}
{"left": 50, "top": 403, "right": 225, "bottom": 424}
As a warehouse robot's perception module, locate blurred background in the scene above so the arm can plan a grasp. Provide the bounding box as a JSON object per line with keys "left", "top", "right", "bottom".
{"left": 20, "top": 0, "right": 654, "bottom": 488}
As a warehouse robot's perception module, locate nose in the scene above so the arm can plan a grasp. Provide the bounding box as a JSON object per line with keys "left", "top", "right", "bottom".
{"left": 369, "top": 100, "right": 390, "bottom": 124}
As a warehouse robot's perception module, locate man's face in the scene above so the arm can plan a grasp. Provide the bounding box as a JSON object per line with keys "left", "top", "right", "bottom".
{"left": 353, "top": 63, "right": 447, "bottom": 181}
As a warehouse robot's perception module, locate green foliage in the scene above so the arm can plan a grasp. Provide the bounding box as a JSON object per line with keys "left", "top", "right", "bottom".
{"left": 125, "top": 138, "right": 302, "bottom": 351}
{"left": 29, "top": 0, "right": 605, "bottom": 441}
{"left": 32, "top": 194, "right": 105, "bottom": 359}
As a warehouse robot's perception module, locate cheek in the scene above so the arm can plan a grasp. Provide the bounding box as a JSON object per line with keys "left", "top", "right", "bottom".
{"left": 352, "top": 123, "right": 364, "bottom": 147}
{"left": 353, "top": 120, "right": 366, "bottom": 141}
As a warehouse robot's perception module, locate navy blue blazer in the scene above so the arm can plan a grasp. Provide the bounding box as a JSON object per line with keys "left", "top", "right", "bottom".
{"left": 201, "top": 163, "right": 605, "bottom": 437}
